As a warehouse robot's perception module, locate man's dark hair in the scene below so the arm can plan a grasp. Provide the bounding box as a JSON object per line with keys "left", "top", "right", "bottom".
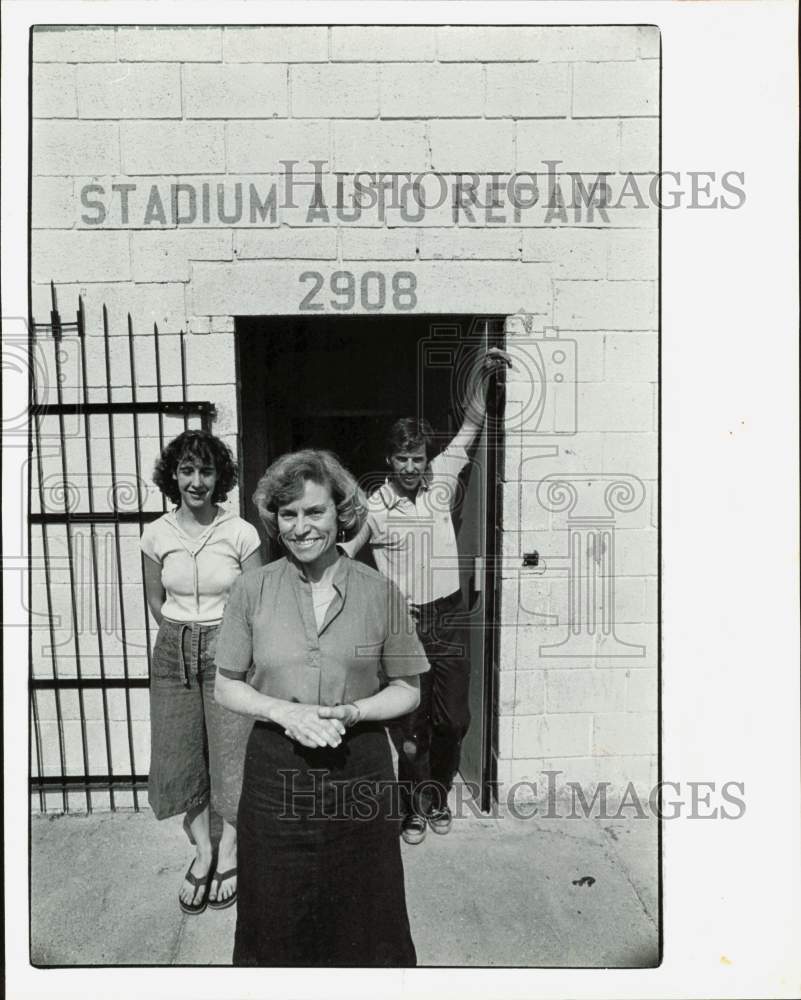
{"left": 385, "top": 417, "right": 436, "bottom": 460}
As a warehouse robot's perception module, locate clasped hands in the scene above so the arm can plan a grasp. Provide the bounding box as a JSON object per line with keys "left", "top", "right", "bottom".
{"left": 277, "top": 702, "right": 360, "bottom": 749}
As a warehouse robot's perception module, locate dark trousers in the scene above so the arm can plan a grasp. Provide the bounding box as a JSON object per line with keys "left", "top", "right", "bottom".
{"left": 390, "top": 590, "right": 471, "bottom": 814}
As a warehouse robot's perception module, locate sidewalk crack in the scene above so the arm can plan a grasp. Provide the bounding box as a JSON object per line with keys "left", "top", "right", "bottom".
{"left": 602, "top": 828, "right": 658, "bottom": 930}
{"left": 170, "top": 910, "right": 188, "bottom": 963}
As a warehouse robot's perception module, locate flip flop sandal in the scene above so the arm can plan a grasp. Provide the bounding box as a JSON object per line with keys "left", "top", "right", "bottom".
{"left": 207, "top": 868, "right": 237, "bottom": 910}
{"left": 178, "top": 859, "right": 214, "bottom": 915}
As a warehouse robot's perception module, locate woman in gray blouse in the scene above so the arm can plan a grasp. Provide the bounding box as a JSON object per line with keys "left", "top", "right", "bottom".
{"left": 215, "top": 448, "right": 429, "bottom": 967}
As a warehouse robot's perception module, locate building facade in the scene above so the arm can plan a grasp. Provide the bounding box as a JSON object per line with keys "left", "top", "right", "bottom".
{"left": 30, "top": 23, "right": 659, "bottom": 812}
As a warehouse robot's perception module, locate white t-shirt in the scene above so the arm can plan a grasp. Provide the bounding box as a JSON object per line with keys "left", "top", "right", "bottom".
{"left": 140, "top": 507, "right": 261, "bottom": 623}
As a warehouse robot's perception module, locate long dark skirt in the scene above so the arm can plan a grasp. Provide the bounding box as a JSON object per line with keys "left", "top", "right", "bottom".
{"left": 234, "top": 720, "right": 417, "bottom": 968}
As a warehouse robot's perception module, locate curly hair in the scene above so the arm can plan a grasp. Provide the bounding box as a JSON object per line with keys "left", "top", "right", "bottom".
{"left": 252, "top": 449, "right": 367, "bottom": 540}
{"left": 384, "top": 417, "right": 436, "bottom": 460}
{"left": 152, "top": 430, "right": 238, "bottom": 506}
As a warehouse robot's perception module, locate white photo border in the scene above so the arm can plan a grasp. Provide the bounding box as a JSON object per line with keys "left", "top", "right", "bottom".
{"left": 3, "top": 2, "right": 799, "bottom": 998}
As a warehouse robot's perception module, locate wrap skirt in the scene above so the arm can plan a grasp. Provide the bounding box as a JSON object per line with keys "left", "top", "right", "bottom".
{"left": 234, "top": 720, "right": 417, "bottom": 967}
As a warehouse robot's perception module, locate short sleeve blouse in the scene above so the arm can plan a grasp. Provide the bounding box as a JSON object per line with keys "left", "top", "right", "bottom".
{"left": 140, "top": 507, "right": 261, "bottom": 623}
{"left": 215, "top": 555, "right": 429, "bottom": 706}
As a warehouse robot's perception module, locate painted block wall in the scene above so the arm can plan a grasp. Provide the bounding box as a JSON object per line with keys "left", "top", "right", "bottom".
{"left": 30, "top": 24, "right": 659, "bottom": 810}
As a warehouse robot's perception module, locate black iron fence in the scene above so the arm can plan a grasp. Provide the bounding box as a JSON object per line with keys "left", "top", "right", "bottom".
{"left": 29, "top": 284, "right": 216, "bottom": 812}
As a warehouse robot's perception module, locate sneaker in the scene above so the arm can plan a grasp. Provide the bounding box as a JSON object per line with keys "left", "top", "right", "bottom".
{"left": 427, "top": 804, "right": 453, "bottom": 835}
{"left": 400, "top": 813, "right": 427, "bottom": 845}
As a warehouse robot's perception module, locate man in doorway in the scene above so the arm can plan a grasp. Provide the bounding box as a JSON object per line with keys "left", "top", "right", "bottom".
{"left": 342, "top": 347, "right": 512, "bottom": 844}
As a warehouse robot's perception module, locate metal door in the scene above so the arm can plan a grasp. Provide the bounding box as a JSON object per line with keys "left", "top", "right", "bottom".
{"left": 453, "top": 318, "right": 505, "bottom": 812}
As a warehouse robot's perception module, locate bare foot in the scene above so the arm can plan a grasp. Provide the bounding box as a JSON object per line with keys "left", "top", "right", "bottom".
{"left": 179, "top": 850, "right": 213, "bottom": 908}
{"left": 208, "top": 835, "right": 237, "bottom": 905}
{"left": 210, "top": 867, "right": 237, "bottom": 905}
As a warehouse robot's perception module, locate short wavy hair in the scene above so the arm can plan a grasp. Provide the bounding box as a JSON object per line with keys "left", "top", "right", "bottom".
{"left": 152, "top": 430, "right": 238, "bottom": 505}
{"left": 385, "top": 417, "right": 436, "bottom": 460}
{"left": 252, "top": 449, "right": 367, "bottom": 541}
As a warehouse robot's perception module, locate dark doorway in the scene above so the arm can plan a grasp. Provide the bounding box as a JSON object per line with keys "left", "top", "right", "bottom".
{"left": 235, "top": 315, "right": 504, "bottom": 810}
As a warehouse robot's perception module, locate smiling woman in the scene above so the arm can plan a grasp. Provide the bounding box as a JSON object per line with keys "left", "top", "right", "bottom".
{"left": 214, "top": 449, "right": 430, "bottom": 966}
{"left": 141, "top": 430, "right": 263, "bottom": 916}
{"left": 277, "top": 480, "right": 339, "bottom": 566}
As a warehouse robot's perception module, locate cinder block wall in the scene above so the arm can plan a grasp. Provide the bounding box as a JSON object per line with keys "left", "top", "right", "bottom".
{"left": 31, "top": 24, "right": 659, "bottom": 810}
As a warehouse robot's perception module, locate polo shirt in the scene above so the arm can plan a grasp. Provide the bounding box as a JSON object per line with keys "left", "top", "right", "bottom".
{"left": 140, "top": 507, "right": 261, "bottom": 623}
{"left": 364, "top": 444, "right": 469, "bottom": 605}
{"left": 215, "top": 555, "right": 429, "bottom": 706}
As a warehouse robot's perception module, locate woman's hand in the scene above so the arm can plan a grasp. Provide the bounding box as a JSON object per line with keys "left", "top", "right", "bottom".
{"left": 319, "top": 679, "right": 420, "bottom": 726}
{"left": 274, "top": 702, "right": 346, "bottom": 748}
{"left": 318, "top": 703, "right": 361, "bottom": 728}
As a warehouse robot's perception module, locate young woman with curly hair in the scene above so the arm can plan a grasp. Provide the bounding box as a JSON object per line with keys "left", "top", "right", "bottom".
{"left": 141, "top": 430, "right": 263, "bottom": 915}
{"left": 214, "top": 449, "right": 428, "bottom": 966}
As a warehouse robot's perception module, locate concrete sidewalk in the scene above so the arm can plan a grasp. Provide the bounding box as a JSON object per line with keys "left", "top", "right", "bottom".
{"left": 31, "top": 801, "right": 659, "bottom": 968}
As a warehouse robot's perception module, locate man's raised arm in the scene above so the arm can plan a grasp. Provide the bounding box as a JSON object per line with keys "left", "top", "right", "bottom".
{"left": 448, "top": 347, "right": 514, "bottom": 452}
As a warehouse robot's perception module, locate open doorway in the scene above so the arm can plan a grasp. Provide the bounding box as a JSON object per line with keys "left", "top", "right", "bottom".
{"left": 235, "top": 315, "right": 504, "bottom": 810}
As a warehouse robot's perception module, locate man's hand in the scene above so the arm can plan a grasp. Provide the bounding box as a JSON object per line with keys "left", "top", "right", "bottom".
{"left": 480, "top": 347, "right": 514, "bottom": 374}
{"left": 450, "top": 347, "right": 515, "bottom": 451}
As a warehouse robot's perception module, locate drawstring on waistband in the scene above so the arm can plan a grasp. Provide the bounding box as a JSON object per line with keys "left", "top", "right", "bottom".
{"left": 179, "top": 623, "right": 191, "bottom": 688}
{"left": 165, "top": 619, "right": 217, "bottom": 688}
